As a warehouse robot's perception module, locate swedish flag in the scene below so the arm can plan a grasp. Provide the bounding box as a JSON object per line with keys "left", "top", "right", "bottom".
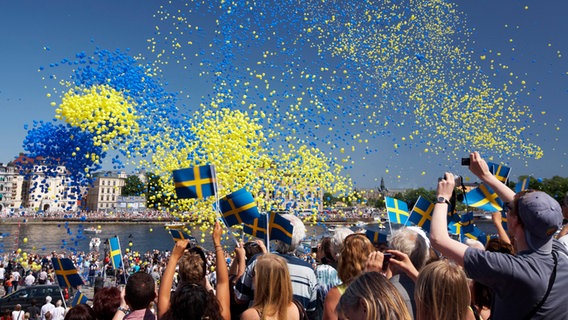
{"left": 408, "top": 196, "right": 434, "bottom": 232}
{"left": 243, "top": 212, "right": 294, "bottom": 245}
{"left": 71, "top": 290, "right": 89, "bottom": 307}
{"left": 243, "top": 215, "right": 267, "bottom": 240}
{"left": 169, "top": 228, "right": 194, "bottom": 242}
{"left": 385, "top": 197, "right": 409, "bottom": 225}
{"left": 109, "top": 237, "right": 123, "bottom": 269}
{"left": 51, "top": 258, "right": 84, "bottom": 288}
{"left": 487, "top": 162, "right": 511, "bottom": 184}
{"left": 515, "top": 178, "right": 529, "bottom": 193}
{"left": 464, "top": 226, "right": 494, "bottom": 246}
{"left": 173, "top": 165, "right": 216, "bottom": 199}
{"left": 220, "top": 188, "right": 260, "bottom": 227}
{"left": 465, "top": 183, "right": 503, "bottom": 212}
{"left": 365, "top": 229, "right": 387, "bottom": 243}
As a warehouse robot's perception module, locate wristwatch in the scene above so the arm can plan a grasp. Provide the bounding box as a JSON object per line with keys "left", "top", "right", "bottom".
{"left": 436, "top": 196, "right": 451, "bottom": 206}
{"left": 117, "top": 307, "right": 130, "bottom": 315}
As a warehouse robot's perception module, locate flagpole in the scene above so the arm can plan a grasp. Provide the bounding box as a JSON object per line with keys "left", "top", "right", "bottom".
{"left": 210, "top": 165, "right": 240, "bottom": 247}
{"left": 265, "top": 212, "right": 270, "bottom": 247}
{"left": 118, "top": 236, "right": 128, "bottom": 284}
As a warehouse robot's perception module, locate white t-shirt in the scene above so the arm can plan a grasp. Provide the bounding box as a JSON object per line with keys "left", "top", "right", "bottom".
{"left": 52, "top": 306, "right": 66, "bottom": 320}
{"left": 12, "top": 310, "right": 25, "bottom": 320}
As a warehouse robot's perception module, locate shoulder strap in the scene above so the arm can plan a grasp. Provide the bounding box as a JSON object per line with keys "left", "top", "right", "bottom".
{"left": 522, "top": 251, "right": 558, "bottom": 320}
{"left": 292, "top": 299, "right": 308, "bottom": 320}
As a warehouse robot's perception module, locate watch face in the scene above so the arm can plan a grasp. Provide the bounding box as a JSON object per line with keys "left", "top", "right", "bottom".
{"left": 437, "top": 196, "right": 446, "bottom": 203}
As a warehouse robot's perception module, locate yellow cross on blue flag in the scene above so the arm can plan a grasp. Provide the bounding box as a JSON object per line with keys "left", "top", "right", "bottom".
{"left": 408, "top": 196, "right": 434, "bottom": 232}
{"left": 465, "top": 183, "right": 503, "bottom": 212}
{"left": 173, "top": 165, "right": 216, "bottom": 199}
{"left": 51, "top": 257, "right": 84, "bottom": 288}
{"left": 243, "top": 212, "right": 294, "bottom": 245}
{"left": 365, "top": 229, "right": 388, "bottom": 244}
{"left": 515, "top": 177, "right": 530, "bottom": 193}
{"left": 385, "top": 197, "right": 409, "bottom": 225}
{"left": 243, "top": 216, "right": 267, "bottom": 240}
{"left": 169, "top": 228, "right": 194, "bottom": 242}
{"left": 219, "top": 188, "right": 260, "bottom": 227}
{"left": 487, "top": 162, "right": 511, "bottom": 184}
{"left": 109, "top": 237, "right": 123, "bottom": 269}
{"left": 71, "top": 290, "right": 89, "bottom": 307}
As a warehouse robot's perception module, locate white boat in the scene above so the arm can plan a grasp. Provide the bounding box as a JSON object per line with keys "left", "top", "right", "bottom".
{"left": 90, "top": 237, "right": 101, "bottom": 249}
{"left": 84, "top": 227, "right": 102, "bottom": 234}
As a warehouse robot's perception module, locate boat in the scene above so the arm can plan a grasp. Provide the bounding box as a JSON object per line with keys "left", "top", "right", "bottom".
{"left": 89, "top": 237, "right": 101, "bottom": 250}
{"left": 84, "top": 227, "right": 102, "bottom": 234}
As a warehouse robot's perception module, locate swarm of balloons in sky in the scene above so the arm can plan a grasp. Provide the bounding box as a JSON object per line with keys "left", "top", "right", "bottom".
{"left": 23, "top": 0, "right": 544, "bottom": 227}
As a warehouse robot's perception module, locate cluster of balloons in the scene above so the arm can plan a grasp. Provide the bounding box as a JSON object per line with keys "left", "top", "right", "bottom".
{"left": 22, "top": 0, "right": 550, "bottom": 242}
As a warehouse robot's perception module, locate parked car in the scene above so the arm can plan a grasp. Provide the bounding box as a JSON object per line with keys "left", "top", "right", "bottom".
{"left": 0, "top": 285, "right": 65, "bottom": 313}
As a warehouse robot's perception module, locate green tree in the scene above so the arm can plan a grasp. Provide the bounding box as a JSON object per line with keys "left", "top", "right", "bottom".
{"left": 146, "top": 172, "right": 171, "bottom": 209}
{"left": 122, "top": 175, "right": 145, "bottom": 196}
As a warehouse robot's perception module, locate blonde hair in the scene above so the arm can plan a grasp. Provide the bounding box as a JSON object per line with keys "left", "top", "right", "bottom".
{"left": 337, "top": 233, "right": 375, "bottom": 285}
{"left": 336, "top": 272, "right": 412, "bottom": 320}
{"left": 252, "top": 254, "right": 293, "bottom": 320}
{"left": 178, "top": 249, "right": 206, "bottom": 284}
{"left": 415, "top": 260, "right": 471, "bottom": 320}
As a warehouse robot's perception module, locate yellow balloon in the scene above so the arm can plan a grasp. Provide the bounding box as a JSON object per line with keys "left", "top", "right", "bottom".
{"left": 23, "top": 237, "right": 28, "bottom": 243}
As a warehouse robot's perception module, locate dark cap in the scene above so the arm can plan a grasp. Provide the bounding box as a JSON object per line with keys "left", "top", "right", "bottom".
{"left": 518, "top": 191, "right": 562, "bottom": 254}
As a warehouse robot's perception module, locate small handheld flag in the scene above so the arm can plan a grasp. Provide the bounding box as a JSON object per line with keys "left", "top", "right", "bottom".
{"left": 407, "top": 196, "right": 434, "bottom": 232}
{"left": 219, "top": 188, "right": 260, "bottom": 227}
{"left": 487, "top": 162, "right": 511, "bottom": 184}
{"left": 173, "top": 165, "right": 216, "bottom": 199}
{"left": 465, "top": 183, "right": 503, "bottom": 212}
{"left": 364, "top": 228, "right": 388, "bottom": 244}
{"left": 109, "top": 237, "right": 123, "bottom": 269}
{"left": 243, "top": 212, "right": 294, "bottom": 245}
{"left": 51, "top": 257, "right": 84, "bottom": 288}
{"left": 70, "top": 290, "right": 89, "bottom": 306}
{"left": 169, "top": 228, "right": 194, "bottom": 242}
{"left": 515, "top": 178, "right": 529, "bottom": 193}
{"left": 385, "top": 197, "right": 409, "bottom": 225}
{"left": 243, "top": 215, "right": 267, "bottom": 240}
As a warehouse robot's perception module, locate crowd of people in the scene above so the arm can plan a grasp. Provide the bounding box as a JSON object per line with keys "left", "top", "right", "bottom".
{"left": 2, "top": 152, "right": 568, "bottom": 320}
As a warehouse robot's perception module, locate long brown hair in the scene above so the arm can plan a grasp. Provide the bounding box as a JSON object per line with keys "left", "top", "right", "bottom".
{"left": 337, "top": 233, "right": 375, "bottom": 285}
{"left": 252, "top": 254, "right": 293, "bottom": 320}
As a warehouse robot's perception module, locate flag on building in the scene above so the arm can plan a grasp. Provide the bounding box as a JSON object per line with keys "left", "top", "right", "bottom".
{"left": 487, "top": 162, "right": 511, "bottom": 184}
{"left": 219, "top": 188, "right": 260, "bottom": 227}
{"left": 465, "top": 183, "right": 503, "bottom": 212}
{"left": 515, "top": 178, "right": 530, "bottom": 193}
{"left": 109, "top": 237, "right": 123, "bottom": 269}
{"left": 51, "top": 257, "right": 84, "bottom": 288}
{"left": 172, "top": 165, "right": 216, "bottom": 199}
{"left": 385, "top": 197, "right": 409, "bottom": 225}
{"left": 407, "top": 196, "right": 434, "bottom": 232}
{"left": 70, "top": 290, "right": 89, "bottom": 307}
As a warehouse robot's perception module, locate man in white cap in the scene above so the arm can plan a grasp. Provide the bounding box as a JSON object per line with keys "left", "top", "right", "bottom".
{"left": 40, "top": 296, "right": 55, "bottom": 320}
{"left": 430, "top": 152, "right": 568, "bottom": 319}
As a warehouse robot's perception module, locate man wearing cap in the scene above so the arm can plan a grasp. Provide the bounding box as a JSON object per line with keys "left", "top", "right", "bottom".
{"left": 430, "top": 152, "right": 568, "bottom": 319}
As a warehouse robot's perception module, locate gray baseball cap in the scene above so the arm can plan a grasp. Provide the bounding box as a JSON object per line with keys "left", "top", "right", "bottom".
{"left": 517, "top": 191, "right": 562, "bottom": 254}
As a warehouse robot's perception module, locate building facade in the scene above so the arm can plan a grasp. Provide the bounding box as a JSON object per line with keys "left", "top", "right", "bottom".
{"left": 85, "top": 171, "right": 127, "bottom": 212}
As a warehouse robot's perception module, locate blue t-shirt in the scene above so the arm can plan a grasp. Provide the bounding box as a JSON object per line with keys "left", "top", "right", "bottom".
{"left": 464, "top": 242, "right": 568, "bottom": 319}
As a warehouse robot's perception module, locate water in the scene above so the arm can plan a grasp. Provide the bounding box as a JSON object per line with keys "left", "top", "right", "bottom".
{"left": 0, "top": 220, "right": 498, "bottom": 255}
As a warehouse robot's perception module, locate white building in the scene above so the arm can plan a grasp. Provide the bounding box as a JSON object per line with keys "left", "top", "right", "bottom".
{"left": 85, "top": 171, "right": 127, "bottom": 212}
{"left": 22, "top": 164, "right": 79, "bottom": 212}
{"left": 0, "top": 163, "right": 24, "bottom": 212}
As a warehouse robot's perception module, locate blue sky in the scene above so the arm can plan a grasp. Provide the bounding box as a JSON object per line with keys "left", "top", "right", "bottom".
{"left": 0, "top": 0, "right": 566, "bottom": 190}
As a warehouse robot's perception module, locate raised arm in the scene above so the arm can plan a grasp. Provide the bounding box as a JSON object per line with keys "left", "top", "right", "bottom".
{"left": 430, "top": 173, "right": 469, "bottom": 266}
{"left": 158, "top": 239, "right": 188, "bottom": 319}
{"left": 469, "top": 152, "right": 516, "bottom": 204}
{"left": 213, "top": 221, "right": 231, "bottom": 320}
{"left": 491, "top": 211, "right": 511, "bottom": 244}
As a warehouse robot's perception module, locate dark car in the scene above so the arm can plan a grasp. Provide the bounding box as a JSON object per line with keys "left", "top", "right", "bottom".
{"left": 0, "top": 285, "right": 65, "bottom": 313}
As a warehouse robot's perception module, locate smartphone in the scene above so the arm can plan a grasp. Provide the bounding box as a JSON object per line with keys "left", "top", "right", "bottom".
{"left": 382, "top": 253, "right": 392, "bottom": 271}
